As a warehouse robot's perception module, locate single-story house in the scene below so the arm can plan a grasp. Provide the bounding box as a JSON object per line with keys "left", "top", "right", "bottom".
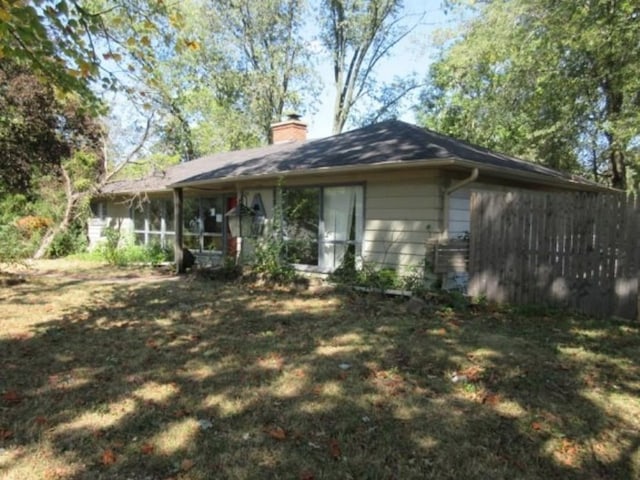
{"left": 92, "top": 116, "right": 606, "bottom": 284}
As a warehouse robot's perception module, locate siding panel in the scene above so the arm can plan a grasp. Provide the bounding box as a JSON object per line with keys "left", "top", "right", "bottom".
{"left": 363, "top": 179, "right": 441, "bottom": 273}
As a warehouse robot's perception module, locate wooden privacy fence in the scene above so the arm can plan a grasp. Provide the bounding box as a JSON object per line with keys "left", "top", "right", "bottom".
{"left": 468, "top": 191, "right": 640, "bottom": 319}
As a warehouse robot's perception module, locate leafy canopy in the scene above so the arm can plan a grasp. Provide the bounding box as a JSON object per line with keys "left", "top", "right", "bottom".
{"left": 419, "top": 0, "right": 640, "bottom": 189}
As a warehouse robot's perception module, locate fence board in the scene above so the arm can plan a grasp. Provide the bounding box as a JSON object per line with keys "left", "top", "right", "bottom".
{"left": 469, "top": 191, "right": 639, "bottom": 320}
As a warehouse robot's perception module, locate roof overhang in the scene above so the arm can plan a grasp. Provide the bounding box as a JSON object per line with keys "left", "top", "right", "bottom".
{"left": 451, "top": 159, "right": 614, "bottom": 193}
{"left": 168, "top": 156, "right": 613, "bottom": 193}
{"left": 168, "top": 158, "right": 457, "bottom": 189}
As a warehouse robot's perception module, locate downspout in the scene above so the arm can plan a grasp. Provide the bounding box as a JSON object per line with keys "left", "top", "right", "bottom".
{"left": 442, "top": 168, "right": 479, "bottom": 240}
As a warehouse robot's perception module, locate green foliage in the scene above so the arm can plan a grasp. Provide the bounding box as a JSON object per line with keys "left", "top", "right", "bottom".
{"left": 115, "top": 0, "right": 317, "bottom": 158}
{"left": 358, "top": 264, "right": 399, "bottom": 291}
{"left": 399, "top": 264, "right": 428, "bottom": 295}
{"left": 330, "top": 253, "right": 428, "bottom": 295}
{"left": 252, "top": 236, "right": 297, "bottom": 284}
{"left": 0, "top": 194, "right": 28, "bottom": 225}
{"left": 0, "top": 0, "right": 180, "bottom": 106}
{"left": 0, "top": 62, "right": 102, "bottom": 195}
{"left": 251, "top": 183, "right": 297, "bottom": 284}
{"left": 419, "top": 0, "right": 640, "bottom": 190}
{"left": 0, "top": 224, "right": 34, "bottom": 264}
{"left": 47, "top": 221, "right": 88, "bottom": 258}
{"left": 96, "top": 228, "right": 171, "bottom": 266}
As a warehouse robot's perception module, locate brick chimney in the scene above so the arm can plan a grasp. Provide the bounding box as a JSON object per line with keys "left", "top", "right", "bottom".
{"left": 270, "top": 113, "right": 307, "bottom": 144}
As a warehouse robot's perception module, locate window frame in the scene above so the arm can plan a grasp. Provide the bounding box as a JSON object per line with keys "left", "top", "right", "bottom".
{"left": 277, "top": 183, "right": 365, "bottom": 272}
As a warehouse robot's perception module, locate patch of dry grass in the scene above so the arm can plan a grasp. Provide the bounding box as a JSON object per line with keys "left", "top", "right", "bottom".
{"left": 1, "top": 259, "right": 639, "bottom": 479}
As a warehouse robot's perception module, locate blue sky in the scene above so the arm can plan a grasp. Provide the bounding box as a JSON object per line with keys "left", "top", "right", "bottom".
{"left": 306, "top": 0, "right": 456, "bottom": 138}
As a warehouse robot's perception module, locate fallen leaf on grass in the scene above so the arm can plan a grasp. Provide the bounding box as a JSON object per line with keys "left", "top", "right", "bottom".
{"left": 181, "top": 459, "right": 195, "bottom": 471}
{"left": 146, "top": 338, "right": 158, "bottom": 349}
{"left": 531, "top": 422, "right": 542, "bottom": 431}
{"left": 101, "top": 449, "right": 117, "bottom": 465}
{"left": 329, "top": 439, "right": 341, "bottom": 459}
{"left": 34, "top": 416, "right": 48, "bottom": 425}
{"left": 555, "top": 438, "right": 579, "bottom": 466}
{"left": 2, "top": 390, "right": 22, "bottom": 405}
{"left": 481, "top": 392, "right": 501, "bottom": 406}
{"left": 140, "top": 443, "right": 155, "bottom": 454}
{"left": 266, "top": 427, "right": 287, "bottom": 441}
{"left": 299, "top": 470, "right": 315, "bottom": 480}
{"left": 0, "top": 429, "right": 14, "bottom": 440}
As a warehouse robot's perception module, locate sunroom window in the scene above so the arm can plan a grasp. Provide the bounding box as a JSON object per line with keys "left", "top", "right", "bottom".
{"left": 132, "top": 199, "right": 174, "bottom": 248}
{"left": 282, "top": 188, "right": 320, "bottom": 265}
{"left": 183, "top": 196, "right": 224, "bottom": 253}
{"left": 280, "top": 185, "right": 363, "bottom": 272}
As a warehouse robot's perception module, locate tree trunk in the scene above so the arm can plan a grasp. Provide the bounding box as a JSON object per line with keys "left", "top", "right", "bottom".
{"left": 33, "top": 166, "right": 75, "bottom": 259}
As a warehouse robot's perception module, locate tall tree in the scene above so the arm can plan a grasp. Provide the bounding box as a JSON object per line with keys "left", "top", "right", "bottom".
{"left": 0, "top": 61, "right": 103, "bottom": 196}
{"left": 419, "top": 0, "right": 640, "bottom": 189}
{"left": 109, "top": 0, "right": 316, "bottom": 160}
{"left": 320, "top": 0, "right": 418, "bottom": 134}
{"left": 0, "top": 0, "right": 175, "bottom": 103}
{"left": 212, "top": 0, "right": 316, "bottom": 141}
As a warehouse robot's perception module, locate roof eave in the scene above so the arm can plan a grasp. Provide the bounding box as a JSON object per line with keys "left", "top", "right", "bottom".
{"left": 452, "top": 159, "right": 614, "bottom": 193}
{"left": 168, "top": 158, "right": 458, "bottom": 188}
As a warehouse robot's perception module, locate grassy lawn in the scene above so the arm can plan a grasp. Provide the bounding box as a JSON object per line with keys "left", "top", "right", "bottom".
{"left": 1, "top": 259, "right": 639, "bottom": 479}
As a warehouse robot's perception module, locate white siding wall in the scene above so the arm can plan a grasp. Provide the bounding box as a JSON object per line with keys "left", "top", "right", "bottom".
{"left": 88, "top": 201, "right": 134, "bottom": 249}
{"left": 444, "top": 183, "right": 511, "bottom": 291}
{"left": 447, "top": 183, "right": 512, "bottom": 241}
{"left": 363, "top": 179, "right": 441, "bottom": 273}
{"left": 448, "top": 188, "right": 471, "bottom": 239}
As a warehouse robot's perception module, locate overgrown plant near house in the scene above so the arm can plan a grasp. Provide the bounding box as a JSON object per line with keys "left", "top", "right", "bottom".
{"left": 249, "top": 181, "right": 299, "bottom": 284}
{"left": 93, "top": 227, "right": 171, "bottom": 266}
{"left": 330, "top": 254, "right": 430, "bottom": 296}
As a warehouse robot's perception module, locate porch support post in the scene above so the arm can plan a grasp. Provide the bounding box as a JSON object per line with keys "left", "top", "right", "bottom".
{"left": 235, "top": 184, "right": 242, "bottom": 264}
{"left": 173, "top": 187, "right": 185, "bottom": 273}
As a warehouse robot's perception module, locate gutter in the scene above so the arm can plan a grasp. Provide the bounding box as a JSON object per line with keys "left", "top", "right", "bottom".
{"left": 442, "top": 167, "right": 479, "bottom": 240}
{"left": 169, "top": 158, "right": 457, "bottom": 189}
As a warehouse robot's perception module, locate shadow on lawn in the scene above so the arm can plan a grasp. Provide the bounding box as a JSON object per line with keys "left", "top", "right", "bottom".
{"left": 0, "top": 274, "right": 639, "bottom": 480}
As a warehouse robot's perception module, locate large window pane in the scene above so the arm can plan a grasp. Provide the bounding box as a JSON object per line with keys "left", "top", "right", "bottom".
{"left": 320, "top": 186, "right": 363, "bottom": 271}
{"left": 183, "top": 234, "right": 200, "bottom": 250}
{"left": 203, "top": 235, "right": 223, "bottom": 252}
{"left": 165, "top": 200, "right": 175, "bottom": 232}
{"left": 149, "top": 200, "right": 162, "bottom": 232}
{"left": 282, "top": 188, "right": 320, "bottom": 265}
{"left": 135, "top": 232, "right": 145, "bottom": 245}
{"left": 184, "top": 198, "right": 201, "bottom": 235}
{"left": 133, "top": 205, "right": 146, "bottom": 231}
{"left": 201, "top": 197, "right": 224, "bottom": 234}
{"left": 165, "top": 234, "right": 175, "bottom": 249}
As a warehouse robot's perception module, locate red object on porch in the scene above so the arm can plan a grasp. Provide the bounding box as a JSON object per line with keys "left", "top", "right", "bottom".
{"left": 226, "top": 196, "right": 238, "bottom": 256}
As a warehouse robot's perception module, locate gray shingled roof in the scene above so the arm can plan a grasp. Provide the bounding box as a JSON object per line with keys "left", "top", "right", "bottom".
{"left": 101, "top": 141, "right": 300, "bottom": 194}
{"left": 101, "top": 120, "right": 603, "bottom": 194}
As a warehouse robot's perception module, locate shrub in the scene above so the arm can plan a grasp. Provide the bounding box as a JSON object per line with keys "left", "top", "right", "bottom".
{"left": 252, "top": 236, "right": 297, "bottom": 284}
{"left": 96, "top": 228, "right": 171, "bottom": 266}
{"left": 357, "top": 264, "right": 398, "bottom": 291}
{"left": 47, "top": 221, "right": 88, "bottom": 258}
{"left": 0, "top": 224, "right": 33, "bottom": 264}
